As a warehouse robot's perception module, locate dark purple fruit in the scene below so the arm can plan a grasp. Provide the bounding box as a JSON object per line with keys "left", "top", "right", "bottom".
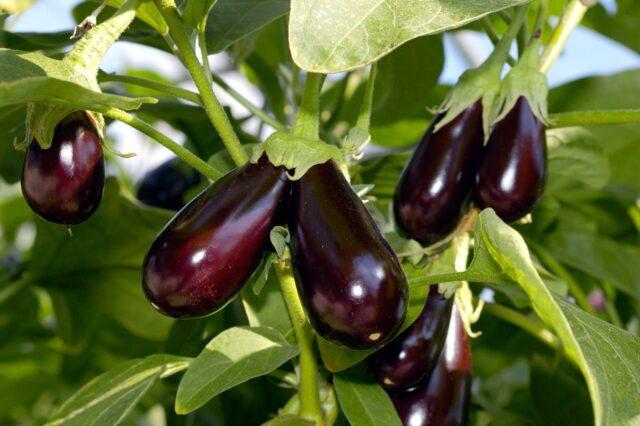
{"left": 137, "top": 158, "right": 201, "bottom": 210}
{"left": 143, "top": 156, "right": 289, "bottom": 318}
{"left": 394, "top": 102, "right": 483, "bottom": 245}
{"left": 474, "top": 96, "right": 547, "bottom": 222}
{"left": 21, "top": 112, "right": 104, "bottom": 225}
{"left": 390, "top": 306, "right": 472, "bottom": 426}
{"left": 369, "top": 285, "right": 453, "bottom": 390}
{"left": 289, "top": 161, "right": 408, "bottom": 350}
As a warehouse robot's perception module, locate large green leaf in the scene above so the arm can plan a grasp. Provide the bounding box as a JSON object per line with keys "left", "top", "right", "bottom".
{"left": 583, "top": 0, "right": 640, "bottom": 54}
{"left": 175, "top": 326, "right": 300, "bottom": 414}
{"left": 26, "top": 178, "right": 174, "bottom": 340}
{"left": 289, "top": 0, "right": 527, "bottom": 72}
{"left": 0, "top": 104, "right": 25, "bottom": 183}
{"left": 411, "top": 210, "right": 640, "bottom": 426}
{"left": 334, "top": 367, "right": 401, "bottom": 426}
{"left": 47, "top": 355, "right": 189, "bottom": 426}
{"left": 204, "top": 0, "right": 290, "bottom": 53}
{"left": 0, "top": 49, "right": 153, "bottom": 110}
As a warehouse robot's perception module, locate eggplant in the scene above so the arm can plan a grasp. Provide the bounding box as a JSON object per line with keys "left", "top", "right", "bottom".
{"left": 394, "top": 102, "right": 483, "bottom": 245}
{"left": 289, "top": 161, "right": 408, "bottom": 349}
{"left": 369, "top": 285, "right": 453, "bottom": 390}
{"left": 21, "top": 112, "right": 104, "bottom": 225}
{"left": 142, "top": 156, "right": 289, "bottom": 318}
{"left": 390, "top": 306, "right": 472, "bottom": 426}
{"left": 474, "top": 96, "right": 547, "bottom": 222}
{"left": 137, "top": 158, "right": 201, "bottom": 210}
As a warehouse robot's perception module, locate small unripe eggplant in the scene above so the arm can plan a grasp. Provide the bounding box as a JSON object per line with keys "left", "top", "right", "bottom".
{"left": 21, "top": 112, "right": 104, "bottom": 225}
{"left": 394, "top": 102, "right": 483, "bottom": 245}
{"left": 143, "top": 156, "right": 289, "bottom": 318}
{"left": 369, "top": 286, "right": 453, "bottom": 390}
{"left": 474, "top": 96, "right": 547, "bottom": 222}
{"left": 289, "top": 161, "right": 408, "bottom": 350}
{"left": 137, "top": 158, "right": 201, "bottom": 210}
{"left": 390, "top": 306, "right": 472, "bottom": 426}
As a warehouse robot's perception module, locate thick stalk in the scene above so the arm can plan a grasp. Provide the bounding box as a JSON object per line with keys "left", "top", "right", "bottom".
{"left": 483, "top": 5, "right": 528, "bottom": 69}
{"left": 483, "top": 303, "right": 560, "bottom": 349}
{"left": 275, "top": 262, "right": 324, "bottom": 425}
{"left": 153, "top": 0, "right": 248, "bottom": 166}
{"left": 481, "top": 18, "right": 517, "bottom": 66}
{"left": 548, "top": 110, "right": 640, "bottom": 128}
{"left": 540, "top": 0, "right": 594, "bottom": 73}
{"left": 101, "top": 108, "right": 223, "bottom": 180}
{"left": 292, "top": 73, "right": 325, "bottom": 140}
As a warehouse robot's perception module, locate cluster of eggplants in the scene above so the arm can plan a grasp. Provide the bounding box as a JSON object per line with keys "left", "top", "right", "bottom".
{"left": 21, "top": 112, "right": 105, "bottom": 225}
{"left": 394, "top": 96, "right": 547, "bottom": 244}
{"left": 136, "top": 158, "right": 202, "bottom": 211}
{"left": 143, "top": 158, "right": 408, "bottom": 349}
{"left": 389, "top": 306, "right": 472, "bottom": 426}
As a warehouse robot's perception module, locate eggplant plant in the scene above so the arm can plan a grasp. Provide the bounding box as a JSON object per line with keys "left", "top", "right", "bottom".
{"left": 0, "top": 0, "right": 639, "bottom": 425}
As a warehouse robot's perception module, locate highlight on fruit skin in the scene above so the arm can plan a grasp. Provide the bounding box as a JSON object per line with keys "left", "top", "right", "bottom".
{"left": 474, "top": 96, "right": 547, "bottom": 222}
{"left": 21, "top": 112, "right": 105, "bottom": 225}
{"left": 390, "top": 305, "right": 472, "bottom": 426}
{"left": 142, "top": 155, "right": 289, "bottom": 318}
{"left": 369, "top": 285, "right": 453, "bottom": 391}
{"left": 393, "top": 102, "right": 483, "bottom": 245}
{"left": 136, "top": 158, "right": 202, "bottom": 211}
{"left": 289, "top": 160, "right": 408, "bottom": 350}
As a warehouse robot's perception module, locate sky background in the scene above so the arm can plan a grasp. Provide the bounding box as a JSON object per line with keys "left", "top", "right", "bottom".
{"left": 7, "top": 0, "right": 640, "bottom": 180}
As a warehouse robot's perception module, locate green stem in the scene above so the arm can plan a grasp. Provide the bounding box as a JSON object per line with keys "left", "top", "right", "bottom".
{"left": 210, "top": 74, "right": 289, "bottom": 132}
{"left": 101, "top": 108, "right": 223, "bottom": 180}
{"left": 198, "top": 30, "right": 213, "bottom": 85}
{"left": 64, "top": 0, "right": 140, "bottom": 78}
{"left": 0, "top": 278, "right": 28, "bottom": 305}
{"left": 292, "top": 73, "right": 325, "bottom": 140}
{"left": 484, "top": 5, "right": 528, "bottom": 69}
{"left": 527, "top": 240, "right": 595, "bottom": 315}
{"left": 481, "top": 18, "right": 517, "bottom": 66}
{"left": 99, "top": 72, "right": 202, "bottom": 104}
{"left": 153, "top": 0, "right": 247, "bottom": 166}
{"left": 355, "top": 63, "right": 377, "bottom": 130}
{"left": 483, "top": 303, "right": 560, "bottom": 349}
{"left": 601, "top": 282, "right": 624, "bottom": 328}
{"left": 540, "top": 0, "right": 594, "bottom": 73}
{"left": 274, "top": 262, "right": 324, "bottom": 425}
{"left": 548, "top": 110, "right": 640, "bottom": 128}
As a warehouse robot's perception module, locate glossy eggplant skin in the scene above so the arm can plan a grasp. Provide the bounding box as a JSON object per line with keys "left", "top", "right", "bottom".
{"left": 289, "top": 161, "right": 408, "bottom": 350}
{"left": 369, "top": 285, "right": 453, "bottom": 391}
{"left": 394, "top": 102, "right": 483, "bottom": 245}
{"left": 137, "top": 158, "right": 201, "bottom": 210}
{"left": 474, "top": 96, "right": 547, "bottom": 222}
{"left": 143, "top": 156, "right": 289, "bottom": 318}
{"left": 391, "top": 306, "right": 472, "bottom": 426}
{"left": 21, "top": 112, "right": 104, "bottom": 225}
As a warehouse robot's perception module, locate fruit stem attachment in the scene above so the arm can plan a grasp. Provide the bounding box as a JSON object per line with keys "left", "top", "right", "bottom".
{"left": 483, "top": 302, "right": 560, "bottom": 349}
{"left": 481, "top": 18, "right": 517, "bottom": 66}
{"left": 64, "top": 0, "right": 140, "bottom": 78}
{"left": 548, "top": 110, "right": 640, "bottom": 128}
{"left": 484, "top": 5, "right": 528, "bottom": 69}
{"left": 100, "top": 108, "right": 224, "bottom": 180}
{"left": 292, "top": 73, "right": 325, "bottom": 140}
{"left": 274, "top": 261, "right": 324, "bottom": 425}
{"left": 153, "top": 0, "right": 248, "bottom": 166}
{"left": 540, "top": 0, "right": 594, "bottom": 73}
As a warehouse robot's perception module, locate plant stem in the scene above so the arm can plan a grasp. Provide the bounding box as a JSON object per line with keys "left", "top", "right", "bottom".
{"left": 292, "top": 73, "right": 325, "bottom": 140}
{"left": 210, "top": 74, "right": 289, "bottom": 132}
{"left": 548, "top": 110, "right": 640, "bottom": 128}
{"left": 355, "top": 64, "right": 377, "bottom": 130}
{"left": 540, "top": 0, "right": 594, "bottom": 73}
{"left": 483, "top": 303, "right": 560, "bottom": 349}
{"left": 153, "top": 0, "right": 248, "bottom": 166}
{"left": 99, "top": 72, "right": 202, "bottom": 104}
{"left": 481, "top": 18, "right": 517, "bottom": 66}
{"left": 101, "top": 108, "right": 224, "bottom": 180}
{"left": 601, "top": 282, "right": 624, "bottom": 328}
{"left": 274, "top": 262, "right": 324, "bottom": 425}
{"left": 198, "top": 30, "right": 213, "bottom": 85}
{"left": 527, "top": 240, "right": 595, "bottom": 315}
{"left": 484, "top": 5, "right": 528, "bottom": 69}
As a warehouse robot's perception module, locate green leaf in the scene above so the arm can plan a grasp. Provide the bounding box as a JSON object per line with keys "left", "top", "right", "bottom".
{"left": 242, "top": 272, "right": 293, "bottom": 340}
{"left": 183, "top": 0, "right": 218, "bottom": 30}
{"left": 474, "top": 210, "right": 640, "bottom": 426}
{"left": 333, "top": 367, "right": 402, "bottom": 426}
{"left": 0, "top": 0, "right": 34, "bottom": 14}
{"left": 27, "top": 178, "right": 174, "bottom": 340}
{"left": 79, "top": 0, "right": 168, "bottom": 34}
{"left": 175, "top": 326, "right": 300, "bottom": 414}
{"left": 204, "top": 0, "right": 290, "bottom": 53}
{"left": 0, "top": 105, "right": 25, "bottom": 183}
{"left": 289, "top": 0, "right": 526, "bottom": 72}
{"left": 47, "top": 355, "right": 189, "bottom": 426}
{"left": 263, "top": 415, "right": 314, "bottom": 425}
{"left": 583, "top": 0, "right": 640, "bottom": 54}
